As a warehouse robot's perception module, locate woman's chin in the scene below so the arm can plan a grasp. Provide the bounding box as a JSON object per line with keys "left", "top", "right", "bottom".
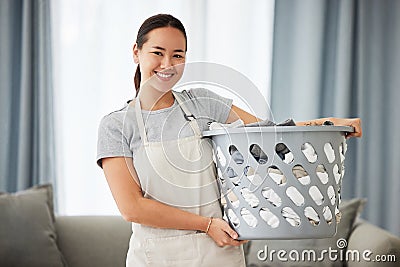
{"left": 146, "top": 74, "right": 182, "bottom": 93}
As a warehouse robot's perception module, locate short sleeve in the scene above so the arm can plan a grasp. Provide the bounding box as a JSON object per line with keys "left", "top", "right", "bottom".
{"left": 187, "top": 88, "right": 233, "bottom": 123}
{"left": 96, "top": 114, "right": 133, "bottom": 168}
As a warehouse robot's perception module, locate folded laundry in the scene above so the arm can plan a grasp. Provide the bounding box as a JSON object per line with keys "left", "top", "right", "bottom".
{"left": 208, "top": 118, "right": 296, "bottom": 131}
{"left": 208, "top": 119, "right": 245, "bottom": 130}
{"left": 260, "top": 208, "right": 280, "bottom": 228}
{"left": 282, "top": 207, "right": 301, "bottom": 226}
{"left": 245, "top": 118, "right": 296, "bottom": 127}
{"left": 261, "top": 187, "right": 282, "bottom": 207}
{"left": 229, "top": 146, "right": 244, "bottom": 164}
{"left": 227, "top": 209, "right": 240, "bottom": 227}
{"left": 240, "top": 188, "right": 260, "bottom": 208}
{"left": 249, "top": 144, "right": 268, "bottom": 164}
{"left": 241, "top": 208, "right": 258, "bottom": 227}
{"left": 302, "top": 142, "right": 318, "bottom": 163}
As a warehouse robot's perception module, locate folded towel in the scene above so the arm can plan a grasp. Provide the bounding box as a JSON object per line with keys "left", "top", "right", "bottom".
{"left": 209, "top": 119, "right": 245, "bottom": 130}
{"left": 245, "top": 118, "right": 296, "bottom": 127}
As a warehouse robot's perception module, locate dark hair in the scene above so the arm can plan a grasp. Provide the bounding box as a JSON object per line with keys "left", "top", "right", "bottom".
{"left": 134, "top": 14, "right": 187, "bottom": 94}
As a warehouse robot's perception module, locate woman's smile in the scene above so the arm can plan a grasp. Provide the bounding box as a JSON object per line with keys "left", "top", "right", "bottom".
{"left": 154, "top": 70, "right": 176, "bottom": 81}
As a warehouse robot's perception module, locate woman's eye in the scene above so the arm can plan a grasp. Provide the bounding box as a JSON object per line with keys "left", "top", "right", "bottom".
{"left": 174, "top": 54, "right": 184, "bottom": 58}
{"left": 152, "top": 51, "right": 163, "bottom": 56}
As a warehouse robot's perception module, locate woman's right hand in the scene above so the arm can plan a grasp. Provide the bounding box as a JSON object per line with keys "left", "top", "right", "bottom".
{"left": 206, "top": 218, "right": 248, "bottom": 247}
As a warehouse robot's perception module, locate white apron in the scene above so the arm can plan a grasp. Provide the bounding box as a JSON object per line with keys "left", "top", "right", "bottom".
{"left": 126, "top": 91, "right": 245, "bottom": 267}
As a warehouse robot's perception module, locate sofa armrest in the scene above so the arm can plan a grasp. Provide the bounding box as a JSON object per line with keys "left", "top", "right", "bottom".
{"left": 347, "top": 220, "right": 400, "bottom": 267}
{"left": 55, "top": 216, "right": 131, "bottom": 267}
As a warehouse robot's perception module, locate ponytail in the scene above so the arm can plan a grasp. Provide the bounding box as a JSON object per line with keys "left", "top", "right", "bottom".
{"left": 134, "top": 65, "right": 141, "bottom": 96}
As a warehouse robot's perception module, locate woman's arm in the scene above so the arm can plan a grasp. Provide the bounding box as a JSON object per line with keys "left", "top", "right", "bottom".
{"left": 297, "top": 117, "right": 362, "bottom": 138}
{"left": 226, "top": 105, "right": 362, "bottom": 139}
{"left": 226, "top": 104, "right": 262, "bottom": 124}
{"left": 102, "top": 157, "right": 246, "bottom": 247}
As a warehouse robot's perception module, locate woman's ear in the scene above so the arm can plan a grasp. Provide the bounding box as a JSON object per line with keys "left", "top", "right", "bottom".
{"left": 133, "top": 44, "right": 139, "bottom": 64}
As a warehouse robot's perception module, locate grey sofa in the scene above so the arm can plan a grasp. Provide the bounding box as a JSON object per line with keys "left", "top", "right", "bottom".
{"left": 55, "top": 215, "right": 400, "bottom": 267}
{"left": 1, "top": 184, "right": 399, "bottom": 267}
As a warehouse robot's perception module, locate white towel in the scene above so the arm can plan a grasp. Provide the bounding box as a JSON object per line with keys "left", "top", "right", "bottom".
{"left": 302, "top": 143, "right": 318, "bottom": 162}
{"left": 240, "top": 188, "right": 259, "bottom": 208}
{"left": 209, "top": 119, "right": 244, "bottom": 130}
{"left": 240, "top": 208, "right": 258, "bottom": 227}
{"left": 261, "top": 187, "right": 282, "bottom": 207}
{"left": 259, "top": 208, "right": 280, "bottom": 228}
{"left": 281, "top": 207, "right": 301, "bottom": 226}
{"left": 324, "top": 143, "right": 336, "bottom": 163}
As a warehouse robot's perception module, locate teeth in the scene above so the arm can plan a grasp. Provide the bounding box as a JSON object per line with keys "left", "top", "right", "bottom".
{"left": 156, "top": 72, "right": 173, "bottom": 78}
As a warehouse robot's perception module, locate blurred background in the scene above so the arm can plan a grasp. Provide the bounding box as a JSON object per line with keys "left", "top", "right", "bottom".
{"left": 1, "top": 0, "right": 399, "bottom": 237}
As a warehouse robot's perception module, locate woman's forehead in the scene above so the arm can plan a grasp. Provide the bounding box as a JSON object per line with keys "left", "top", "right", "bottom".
{"left": 144, "top": 27, "right": 186, "bottom": 51}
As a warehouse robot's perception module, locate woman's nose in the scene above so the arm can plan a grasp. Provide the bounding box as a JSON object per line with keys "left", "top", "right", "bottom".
{"left": 160, "top": 56, "right": 172, "bottom": 69}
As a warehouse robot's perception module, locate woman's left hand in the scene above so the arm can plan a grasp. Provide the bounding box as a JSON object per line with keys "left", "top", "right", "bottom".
{"left": 331, "top": 118, "right": 362, "bottom": 139}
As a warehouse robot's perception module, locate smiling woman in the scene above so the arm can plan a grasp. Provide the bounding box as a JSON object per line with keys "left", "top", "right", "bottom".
{"left": 97, "top": 14, "right": 248, "bottom": 266}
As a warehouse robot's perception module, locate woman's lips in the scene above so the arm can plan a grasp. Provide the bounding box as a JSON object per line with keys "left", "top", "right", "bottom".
{"left": 155, "top": 71, "right": 175, "bottom": 81}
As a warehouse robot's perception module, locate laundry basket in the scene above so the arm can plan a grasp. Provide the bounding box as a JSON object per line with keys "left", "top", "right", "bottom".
{"left": 203, "top": 126, "right": 353, "bottom": 240}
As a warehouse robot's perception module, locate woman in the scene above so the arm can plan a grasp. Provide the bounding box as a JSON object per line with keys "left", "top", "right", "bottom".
{"left": 97, "top": 14, "right": 362, "bottom": 267}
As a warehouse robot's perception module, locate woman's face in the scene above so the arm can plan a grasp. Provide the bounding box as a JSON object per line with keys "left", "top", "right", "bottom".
{"left": 133, "top": 27, "right": 186, "bottom": 93}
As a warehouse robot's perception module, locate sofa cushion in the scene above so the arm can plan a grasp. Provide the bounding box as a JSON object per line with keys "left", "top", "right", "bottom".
{"left": 245, "top": 198, "right": 367, "bottom": 267}
{"left": 55, "top": 216, "right": 131, "bottom": 267}
{"left": 0, "top": 184, "right": 66, "bottom": 267}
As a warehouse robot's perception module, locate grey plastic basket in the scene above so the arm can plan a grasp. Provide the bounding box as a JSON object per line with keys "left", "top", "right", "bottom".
{"left": 203, "top": 126, "right": 352, "bottom": 240}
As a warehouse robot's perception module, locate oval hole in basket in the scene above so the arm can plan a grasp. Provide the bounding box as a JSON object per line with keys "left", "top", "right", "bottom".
{"left": 227, "top": 209, "right": 240, "bottom": 227}
{"left": 240, "top": 187, "right": 260, "bottom": 208}
{"left": 316, "top": 164, "right": 329, "bottom": 184}
{"left": 301, "top": 142, "right": 318, "bottom": 163}
{"left": 225, "top": 167, "right": 240, "bottom": 186}
{"left": 275, "top": 143, "right": 294, "bottom": 164}
{"left": 226, "top": 190, "right": 240, "bottom": 209}
{"left": 286, "top": 186, "right": 305, "bottom": 206}
{"left": 304, "top": 206, "right": 320, "bottom": 226}
{"left": 327, "top": 186, "right": 336, "bottom": 205}
{"left": 217, "top": 168, "right": 226, "bottom": 188}
{"left": 333, "top": 164, "right": 341, "bottom": 184}
{"left": 281, "top": 207, "right": 301, "bottom": 227}
{"left": 335, "top": 206, "right": 341, "bottom": 223}
{"left": 229, "top": 145, "right": 244, "bottom": 165}
{"left": 244, "top": 166, "right": 263, "bottom": 187}
{"left": 240, "top": 208, "right": 258, "bottom": 227}
{"left": 309, "top": 186, "right": 324, "bottom": 205}
{"left": 249, "top": 144, "right": 268, "bottom": 164}
{"left": 268, "top": 166, "right": 287, "bottom": 185}
{"left": 261, "top": 187, "right": 282, "bottom": 207}
{"left": 339, "top": 143, "right": 346, "bottom": 163}
{"left": 216, "top": 146, "right": 226, "bottom": 167}
{"left": 322, "top": 206, "right": 333, "bottom": 225}
{"left": 260, "top": 208, "right": 279, "bottom": 228}
{"left": 292, "top": 165, "right": 310, "bottom": 185}
{"left": 324, "top": 143, "right": 335, "bottom": 163}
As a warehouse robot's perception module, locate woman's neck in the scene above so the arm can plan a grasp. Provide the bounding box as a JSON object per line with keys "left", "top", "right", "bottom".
{"left": 137, "top": 88, "right": 174, "bottom": 111}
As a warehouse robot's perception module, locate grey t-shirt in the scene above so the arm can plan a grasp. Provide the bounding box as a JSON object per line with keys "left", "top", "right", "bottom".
{"left": 96, "top": 88, "right": 233, "bottom": 168}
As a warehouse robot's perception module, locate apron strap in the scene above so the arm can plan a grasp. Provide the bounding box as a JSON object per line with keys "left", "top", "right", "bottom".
{"left": 134, "top": 96, "right": 149, "bottom": 144}
{"left": 172, "top": 91, "right": 202, "bottom": 137}
{"left": 134, "top": 91, "right": 203, "bottom": 144}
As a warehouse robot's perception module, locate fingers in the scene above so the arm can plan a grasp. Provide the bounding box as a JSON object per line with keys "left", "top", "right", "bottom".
{"left": 207, "top": 218, "right": 244, "bottom": 247}
{"left": 331, "top": 117, "right": 362, "bottom": 139}
{"left": 224, "top": 224, "right": 239, "bottom": 240}
{"left": 345, "top": 118, "right": 362, "bottom": 139}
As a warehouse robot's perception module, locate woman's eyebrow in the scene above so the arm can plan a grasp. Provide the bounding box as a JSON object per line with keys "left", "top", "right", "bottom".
{"left": 151, "top": 46, "right": 185, "bottom": 53}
